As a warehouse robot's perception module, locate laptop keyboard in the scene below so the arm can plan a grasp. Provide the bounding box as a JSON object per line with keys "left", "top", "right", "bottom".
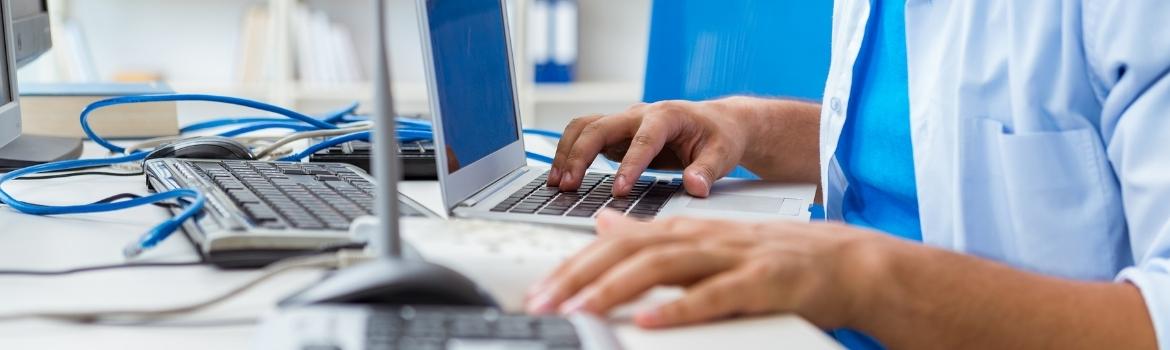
{"left": 187, "top": 160, "right": 385, "bottom": 230}
{"left": 491, "top": 172, "right": 682, "bottom": 219}
{"left": 364, "top": 306, "right": 582, "bottom": 350}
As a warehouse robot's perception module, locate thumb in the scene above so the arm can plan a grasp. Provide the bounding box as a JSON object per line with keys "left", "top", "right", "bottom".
{"left": 682, "top": 150, "right": 734, "bottom": 198}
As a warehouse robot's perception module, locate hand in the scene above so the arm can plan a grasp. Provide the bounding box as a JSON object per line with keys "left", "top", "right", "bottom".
{"left": 547, "top": 99, "right": 756, "bottom": 197}
{"left": 525, "top": 211, "right": 888, "bottom": 329}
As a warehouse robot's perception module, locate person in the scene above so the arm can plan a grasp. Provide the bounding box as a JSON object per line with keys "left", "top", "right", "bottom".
{"left": 524, "top": 0, "right": 1170, "bottom": 349}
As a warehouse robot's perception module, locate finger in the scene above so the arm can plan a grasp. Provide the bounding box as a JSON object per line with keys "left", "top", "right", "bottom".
{"left": 526, "top": 229, "right": 682, "bottom": 314}
{"left": 601, "top": 141, "right": 631, "bottom": 162}
{"left": 612, "top": 113, "right": 677, "bottom": 197}
{"left": 634, "top": 266, "right": 759, "bottom": 328}
{"left": 681, "top": 144, "right": 737, "bottom": 198}
{"left": 559, "top": 244, "right": 740, "bottom": 315}
{"left": 558, "top": 115, "right": 638, "bottom": 191}
{"left": 549, "top": 115, "right": 603, "bottom": 187}
{"left": 527, "top": 210, "right": 635, "bottom": 299}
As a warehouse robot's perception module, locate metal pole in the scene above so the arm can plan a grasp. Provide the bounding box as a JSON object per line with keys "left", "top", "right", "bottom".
{"left": 371, "top": 0, "right": 401, "bottom": 258}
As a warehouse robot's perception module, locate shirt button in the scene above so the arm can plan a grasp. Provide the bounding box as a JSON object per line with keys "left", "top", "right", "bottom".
{"left": 830, "top": 97, "right": 842, "bottom": 113}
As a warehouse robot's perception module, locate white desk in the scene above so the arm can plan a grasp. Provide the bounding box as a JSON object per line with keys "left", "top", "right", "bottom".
{"left": 0, "top": 142, "right": 841, "bottom": 349}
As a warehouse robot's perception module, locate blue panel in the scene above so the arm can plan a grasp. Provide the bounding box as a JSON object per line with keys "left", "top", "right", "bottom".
{"left": 644, "top": 0, "right": 833, "bottom": 102}
{"left": 642, "top": 0, "right": 833, "bottom": 180}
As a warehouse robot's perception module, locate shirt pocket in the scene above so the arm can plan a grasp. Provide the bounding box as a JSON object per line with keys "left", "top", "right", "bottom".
{"left": 959, "top": 118, "right": 1126, "bottom": 279}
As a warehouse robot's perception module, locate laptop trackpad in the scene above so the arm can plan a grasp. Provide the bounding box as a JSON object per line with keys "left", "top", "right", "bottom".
{"left": 663, "top": 180, "right": 815, "bottom": 220}
{"left": 686, "top": 194, "right": 798, "bottom": 215}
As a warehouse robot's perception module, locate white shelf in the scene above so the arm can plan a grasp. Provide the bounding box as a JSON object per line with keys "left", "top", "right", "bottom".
{"left": 47, "top": 0, "right": 650, "bottom": 130}
{"left": 533, "top": 81, "right": 642, "bottom": 103}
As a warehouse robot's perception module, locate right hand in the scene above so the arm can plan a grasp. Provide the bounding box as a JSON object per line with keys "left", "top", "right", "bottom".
{"left": 547, "top": 99, "right": 754, "bottom": 198}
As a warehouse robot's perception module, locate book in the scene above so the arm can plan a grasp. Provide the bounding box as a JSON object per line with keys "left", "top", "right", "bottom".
{"left": 19, "top": 82, "right": 179, "bottom": 139}
{"left": 237, "top": 5, "right": 272, "bottom": 83}
{"left": 289, "top": 4, "right": 362, "bottom": 84}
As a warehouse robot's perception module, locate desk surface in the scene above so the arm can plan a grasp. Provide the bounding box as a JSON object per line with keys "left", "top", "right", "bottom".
{"left": 0, "top": 141, "right": 841, "bottom": 349}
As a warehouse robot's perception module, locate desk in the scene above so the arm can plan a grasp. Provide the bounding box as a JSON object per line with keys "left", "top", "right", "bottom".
{"left": 0, "top": 141, "right": 841, "bottom": 349}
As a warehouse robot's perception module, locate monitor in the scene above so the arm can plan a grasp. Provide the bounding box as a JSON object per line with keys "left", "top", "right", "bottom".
{"left": 11, "top": 0, "right": 50, "bottom": 67}
{"left": 0, "top": 0, "right": 80, "bottom": 170}
{"left": 0, "top": 0, "right": 24, "bottom": 149}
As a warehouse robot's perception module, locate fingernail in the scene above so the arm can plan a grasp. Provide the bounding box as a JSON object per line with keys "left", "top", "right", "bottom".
{"left": 526, "top": 291, "right": 557, "bottom": 315}
{"left": 548, "top": 168, "right": 561, "bottom": 183}
{"left": 634, "top": 309, "right": 662, "bottom": 327}
{"left": 690, "top": 171, "right": 711, "bottom": 197}
{"left": 597, "top": 209, "right": 622, "bottom": 223}
{"left": 692, "top": 171, "right": 710, "bottom": 187}
{"left": 527, "top": 280, "right": 551, "bottom": 298}
{"left": 559, "top": 293, "right": 590, "bottom": 315}
{"left": 595, "top": 211, "right": 618, "bottom": 232}
{"left": 560, "top": 172, "right": 573, "bottom": 188}
{"left": 614, "top": 174, "right": 628, "bottom": 194}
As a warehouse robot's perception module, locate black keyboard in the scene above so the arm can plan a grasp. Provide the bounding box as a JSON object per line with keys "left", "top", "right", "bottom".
{"left": 308, "top": 140, "right": 440, "bottom": 180}
{"left": 491, "top": 172, "right": 683, "bottom": 219}
{"left": 188, "top": 160, "right": 385, "bottom": 230}
{"left": 364, "top": 306, "right": 583, "bottom": 350}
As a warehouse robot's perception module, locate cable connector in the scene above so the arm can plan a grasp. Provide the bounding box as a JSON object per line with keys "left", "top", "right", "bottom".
{"left": 336, "top": 248, "right": 377, "bottom": 268}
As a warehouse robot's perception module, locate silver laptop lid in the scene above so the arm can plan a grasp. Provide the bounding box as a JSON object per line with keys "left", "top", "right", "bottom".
{"left": 418, "top": 0, "right": 527, "bottom": 211}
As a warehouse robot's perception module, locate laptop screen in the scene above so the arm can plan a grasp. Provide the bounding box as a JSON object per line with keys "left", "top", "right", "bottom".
{"left": 425, "top": 0, "right": 520, "bottom": 174}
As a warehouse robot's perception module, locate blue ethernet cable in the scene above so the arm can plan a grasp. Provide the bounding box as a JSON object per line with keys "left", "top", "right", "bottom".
{"left": 525, "top": 152, "right": 554, "bottom": 164}
{"left": 82, "top": 94, "right": 340, "bottom": 154}
{"left": 522, "top": 129, "right": 564, "bottom": 139}
{"left": 280, "top": 131, "right": 372, "bottom": 162}
{"left": 278, "top": 130, "right": 436, "bottom": 162}
{"left": 217, "top": 122, "right": 319, "bottom": 137}
{"left": 181, "top": 117, "right": 310, "bottom": 133}
{"left": 179, "top": 102, "right": 361, "bottom": 133}
{"left": 0, "top": 153, "right": 206, "bottom": 258}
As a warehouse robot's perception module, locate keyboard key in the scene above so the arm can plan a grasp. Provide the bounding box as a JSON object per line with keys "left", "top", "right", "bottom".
{"left": 538, "top": 208, "right": 566, "bottom": 215}
{"left": 566, "top": 210, "right": 595, "bottom": 217}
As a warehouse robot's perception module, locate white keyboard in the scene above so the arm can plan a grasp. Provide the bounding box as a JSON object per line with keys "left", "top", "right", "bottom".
{"left": 350, "top": 217, "right": 596, "bottom": 311}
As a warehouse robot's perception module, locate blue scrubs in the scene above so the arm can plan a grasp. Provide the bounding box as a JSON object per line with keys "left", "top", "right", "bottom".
{"left": 832, "top": 0, "right": 919, "bottom": 348}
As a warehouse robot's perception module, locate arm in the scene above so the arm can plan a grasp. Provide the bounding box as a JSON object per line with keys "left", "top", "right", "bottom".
{"left": 525, "top": 214, "right": 1159, "bottom": 349}
{"left": 733, "top": 97, "right": 822, "bottom": 184}
{"left": 853, "top": 237, "right": 1156, "bottom": 349}
{"left": 547, "top": 96, "right": 821, "bottom": 197}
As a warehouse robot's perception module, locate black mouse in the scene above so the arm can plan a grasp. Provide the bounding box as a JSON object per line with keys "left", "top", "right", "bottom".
{"left": 144, "top": 136, "right": 256, "bottom": 162}
{"left": 278, "top": 258, "right": 498, "bottom": 308}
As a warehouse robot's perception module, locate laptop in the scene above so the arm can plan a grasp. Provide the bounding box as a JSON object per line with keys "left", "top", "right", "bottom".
{"left": 254, "top": 2, "right": 623, "bottom": 348}
{"left": 418, "top": 0, "right": 816, "bottom": 228}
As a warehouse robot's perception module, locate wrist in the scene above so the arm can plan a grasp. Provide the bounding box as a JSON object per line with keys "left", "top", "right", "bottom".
{"left": 833, "top": 229, "right": 904, "bottom": 330}
{"left": 708, "top": 96, "right": 772, "bottom": 161}
{"left": 708, "top": 97, "right": 821, "bottom": 179}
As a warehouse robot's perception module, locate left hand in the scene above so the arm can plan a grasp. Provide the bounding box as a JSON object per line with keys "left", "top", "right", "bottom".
{"left": 525, "top": 210, "right": 891, "bottom": 329}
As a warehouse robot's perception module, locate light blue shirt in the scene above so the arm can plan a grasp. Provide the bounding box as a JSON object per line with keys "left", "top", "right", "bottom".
{"left": 820, "top": 1, "right": 1170, "bottom": 347}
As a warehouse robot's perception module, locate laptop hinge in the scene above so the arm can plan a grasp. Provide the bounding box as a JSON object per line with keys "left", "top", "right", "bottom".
{"left": 460, "top": 168, "right": 532, "bottom": 207}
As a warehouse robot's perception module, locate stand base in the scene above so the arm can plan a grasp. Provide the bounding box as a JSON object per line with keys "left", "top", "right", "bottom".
{"left": 279, "top": 258, "right": 497, "bottom": 308}
{"left": 0, "top": 134, "right": 83, "bottom": 171}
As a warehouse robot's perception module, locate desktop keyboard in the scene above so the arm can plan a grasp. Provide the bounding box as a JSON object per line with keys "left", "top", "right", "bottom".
{"left": 196, "top": 160, "right": 378, "bottom": 230}
{"left": 366, "top": 306, "right": 582, "bottom": 349}
{"left": 256, "top": 305, "right": 622, "bottom": 350}
{"left": 144, "top": 158, "right": 431, "bottom": 268}
{"left": 491, "top": 172, "right": 682, "bottom": 219}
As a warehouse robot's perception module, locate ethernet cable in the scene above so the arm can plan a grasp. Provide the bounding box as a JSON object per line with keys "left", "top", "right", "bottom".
{"left": 0, "top": 252, "right": 364, "bottom": 323}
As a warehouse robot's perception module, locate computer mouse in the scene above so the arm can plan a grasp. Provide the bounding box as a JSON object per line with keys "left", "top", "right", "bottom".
{"left": 144, "top": 136, "right": 256, "bottom": 162}
{"left": 278, "top": 258, "right": 498, "bottom": 308}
